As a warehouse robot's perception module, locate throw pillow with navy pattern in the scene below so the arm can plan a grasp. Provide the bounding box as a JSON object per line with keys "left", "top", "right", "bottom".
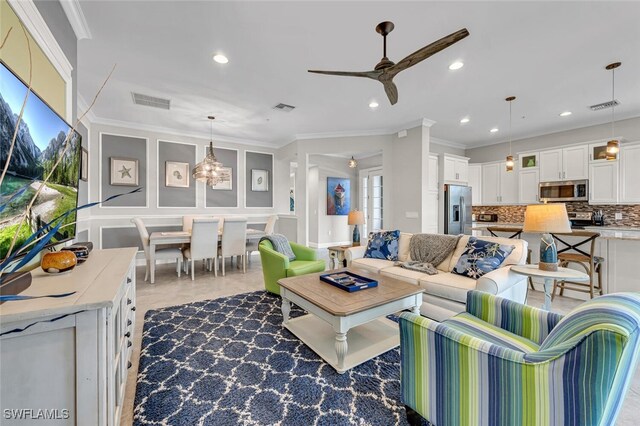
{"left": 364, "top": 230, "right": 401, "bottom": 261}
{"left": 452, "top": 237, "right": 515, "bottom": 279}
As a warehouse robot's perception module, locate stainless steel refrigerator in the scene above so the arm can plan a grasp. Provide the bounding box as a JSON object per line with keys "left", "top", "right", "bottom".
{"left": 444, "top": 184, "right": 473, "bottom": 235}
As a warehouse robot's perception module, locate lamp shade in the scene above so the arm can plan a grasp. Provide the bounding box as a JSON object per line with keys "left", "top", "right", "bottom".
{"left": 523, "top": 204, "right": 571, "bottom": 234}
{"left": 348, "top": 210, "right": 365, "bottom": 226}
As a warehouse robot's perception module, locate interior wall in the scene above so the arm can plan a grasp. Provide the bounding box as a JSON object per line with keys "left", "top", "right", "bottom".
{"left": 466, "top": 116, "right": 640, "bottom": 163}
{"left": 431, "top": 141, "right": 466, "bottom": 157}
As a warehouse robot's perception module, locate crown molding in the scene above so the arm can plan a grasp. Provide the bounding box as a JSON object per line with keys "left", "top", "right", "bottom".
{"left": 59, "top": 0, "right": 92, "bottom": 40}
{"left": 421, "top": 118, "right": 437, "bottom": 128}
{"left": 89, "top": 116, "right": 277, "bottom": 149}
{"left": 430, "top": 137, "right": 467, "bottom": 149}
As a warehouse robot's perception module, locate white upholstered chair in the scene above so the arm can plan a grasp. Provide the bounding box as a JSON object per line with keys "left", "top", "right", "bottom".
{"left": 220, "top": 217, "right": 247, "bottom": 275}
{"left": 132, "top": 217, "right": 182, "bottom": 281}
{"left": 182, "top": 218, "right": 219, "bottom": 280}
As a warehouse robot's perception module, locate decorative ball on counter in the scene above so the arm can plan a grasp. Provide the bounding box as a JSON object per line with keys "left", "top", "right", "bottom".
{"left": 41, "top": 251, "right": 77, "bottom": 274}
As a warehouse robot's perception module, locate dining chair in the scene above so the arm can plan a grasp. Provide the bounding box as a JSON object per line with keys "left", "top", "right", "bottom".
{"left": 246, "top": 215, "right": 278, "bottom": 264}
{"left": 182, "top": 218, "right": 219, "bottom": 280}
{"left": 131, "top": 217, "right": 182, "bottom": 281}
{"left": 220, "top": 217, "right": 247, "bottom": 276}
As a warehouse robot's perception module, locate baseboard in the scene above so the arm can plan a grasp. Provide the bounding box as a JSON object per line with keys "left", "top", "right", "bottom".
{"left": 308, "top": 241, "right": 352, "bottom": 249}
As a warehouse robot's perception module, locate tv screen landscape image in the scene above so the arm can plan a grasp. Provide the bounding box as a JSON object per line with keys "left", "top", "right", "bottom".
{"left": 0, "top": 61, "right": 81, "bottom": 263}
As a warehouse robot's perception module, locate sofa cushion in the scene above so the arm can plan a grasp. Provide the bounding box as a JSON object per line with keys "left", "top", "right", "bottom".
{"left": 380, "top": 266, "right": 425, "bottom": 285}
{"left": 447, "top": 235, "right": 525, "bottom": 272}
{"left": 364, "top": 230, "right": 400, "bottom": 261}
{"left": 419, "top": 272, "right": 477, "bottom": 303}
{"left": 398, "top": 232, "right": 413, "bottom": 262}
{"left": 452, "top": 237, "right": 515, "bottom": 279}
{"left": 445, "top": 312, "right": 540, "bottom": 353}
{"left": 352, "top": 258, "right": 395, "bottom": 273}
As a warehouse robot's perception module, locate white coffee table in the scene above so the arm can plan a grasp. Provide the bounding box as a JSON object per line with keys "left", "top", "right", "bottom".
{"left": 278, "top": 269, "right": 423, "bottom": 374}
{"left": 511, "top": 264, "right": 589, "bottom": 311}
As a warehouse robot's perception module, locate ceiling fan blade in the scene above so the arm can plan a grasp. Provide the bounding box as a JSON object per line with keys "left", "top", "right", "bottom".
{"left": 382, "top": 80, "right": 398, "bottom": 105}
{"left": 308, "top": 70, "right": 381, "bottom": 80}
{"left": 390, "top": 28, "right": 469, "bottom": 75}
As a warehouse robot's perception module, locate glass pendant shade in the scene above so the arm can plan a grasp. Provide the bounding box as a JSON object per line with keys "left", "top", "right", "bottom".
{"left": 605, "top": 62, "right": 622, "bottom": 161}
{"left": 193, "top": 141, "right": 230, "bottom": 187}
{"left": 606, "top": 140, "right": 619, "bottom": 160}
{"left": 505, "top": 155, "right": 514, "bottom": 171}
{"left": 348, "top": 156, "right": 357, "bottom": 168}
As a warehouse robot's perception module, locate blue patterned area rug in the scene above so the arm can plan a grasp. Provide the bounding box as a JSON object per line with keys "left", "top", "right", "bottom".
{"left": 133, "top": 291, "right": 422, "bottom": 425}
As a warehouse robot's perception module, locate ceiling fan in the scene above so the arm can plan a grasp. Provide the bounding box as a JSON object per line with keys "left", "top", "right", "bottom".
{"left": 308, "top": 22, "right": 469, "bottom": 105}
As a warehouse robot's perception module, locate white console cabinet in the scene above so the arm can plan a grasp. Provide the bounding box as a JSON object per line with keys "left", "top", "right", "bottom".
{"left": 0, "top": 248, "right": 138, "bottom": 426}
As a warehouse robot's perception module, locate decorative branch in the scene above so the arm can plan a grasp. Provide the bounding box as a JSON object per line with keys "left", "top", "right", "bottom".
{"left": 0, "top": 26, "right": 13, "bottom": 50}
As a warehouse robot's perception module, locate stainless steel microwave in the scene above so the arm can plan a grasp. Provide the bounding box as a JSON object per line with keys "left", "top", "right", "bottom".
{"left": 539, "top": 180, "right": 589, "bottom": 202}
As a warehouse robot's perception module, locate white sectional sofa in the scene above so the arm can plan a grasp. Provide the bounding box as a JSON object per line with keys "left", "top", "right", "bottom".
{"left": 345, "top": 233, "right": 529, "bottom": 321}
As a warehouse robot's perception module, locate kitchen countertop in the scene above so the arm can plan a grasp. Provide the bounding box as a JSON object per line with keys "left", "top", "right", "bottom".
{"left": 471, "top": 222, "right": 640, "bottom": 240}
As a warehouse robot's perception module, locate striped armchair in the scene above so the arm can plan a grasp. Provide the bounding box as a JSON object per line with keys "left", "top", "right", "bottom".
{"left": 399, "top": 290, "right": 640, "bottom": 426}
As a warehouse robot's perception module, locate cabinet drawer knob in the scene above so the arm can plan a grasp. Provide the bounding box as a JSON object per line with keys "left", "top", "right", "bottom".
{"left": 125, "top": 332, "right": 131, "bottom": 338}
{"left": 128, "top": 361, "right": 132, "bottom": 369}
{"left": 127, "top": 340, "right": 132, "bottom": 348}
{"left": 131, "top": 307, "right": 136, "bottom": 312}
{"left": 127, "top": 278, "right": 132, "bottom": 284}
{"left": 127, "top": 319, "right": 132, "bottom": 326}
{"left": 127, "top": 298, "right": 132, "bottom": 305}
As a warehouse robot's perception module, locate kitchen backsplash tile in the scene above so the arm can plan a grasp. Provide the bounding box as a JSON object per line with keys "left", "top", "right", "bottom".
{"left": 473, "top": 203, "right": 640, "bottom": 227}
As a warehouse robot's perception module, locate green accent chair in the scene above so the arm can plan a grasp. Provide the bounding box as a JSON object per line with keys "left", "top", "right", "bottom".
{"left": 259, "top": 240, "right": 326, "bottom": 295}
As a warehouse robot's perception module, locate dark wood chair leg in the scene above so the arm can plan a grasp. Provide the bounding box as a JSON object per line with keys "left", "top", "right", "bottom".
{"left": 405, "top": 405, "right": 423, "bottom": 426}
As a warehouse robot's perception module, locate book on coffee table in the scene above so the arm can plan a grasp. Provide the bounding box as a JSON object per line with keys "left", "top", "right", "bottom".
{"left": 319, "top": 271, "right": 378, "bottom": 292}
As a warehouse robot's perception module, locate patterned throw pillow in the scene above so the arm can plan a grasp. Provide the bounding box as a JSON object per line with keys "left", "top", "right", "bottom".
{"left": 364, "top": 230, "right": 401, "bottom": 261}
{"left": 452, "top": 237, "right": 515, "bottom": 279}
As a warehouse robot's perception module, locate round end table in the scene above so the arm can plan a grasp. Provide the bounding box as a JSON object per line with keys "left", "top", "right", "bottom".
{"left": 511, "top": 264, "right": 589, "bottom": 311}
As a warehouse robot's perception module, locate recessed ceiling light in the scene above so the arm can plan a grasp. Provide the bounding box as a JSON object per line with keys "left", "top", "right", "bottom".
{"left": 369, "top": 101, "right": 379, "bottom": 109}
{"left": 460, "top": 117, "right": 470, "bottom": 124}
{"left": 490, "top": 128, "right": 499, "bottom": 133}
{"left": 449, "top": 61, "right": 464, "bottom": 70}
{"left": 213, "top": 54, "right": 228, "bottom": 64}
{"left": 559, "top": 111, "right": 572, "bottom": 117}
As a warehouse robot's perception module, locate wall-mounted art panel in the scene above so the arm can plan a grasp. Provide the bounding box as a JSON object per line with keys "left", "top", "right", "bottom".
{"left": 205, "top": 147, "right": 238, "bottom": 208}
{"left": 158, "top": 141, "right": 196, "bottom": 208}
{"left": 100, "top": 133, "right": 147, "bottom": 207}
{"left": 245, "top": 151, "right": 273, "bottom": 208}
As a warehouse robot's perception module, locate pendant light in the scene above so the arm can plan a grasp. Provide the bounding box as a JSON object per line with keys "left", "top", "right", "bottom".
{"left": 348, "top": 156, "right": 358, "bottom": 168}
{"left": 505, "top": 96, "right": 516, "bottom": 172}
{"left": 192, "top": 116, "right": 230, "bottom": 187}
{"left": 605, "top": 62, "right": 621, "bottom": 160}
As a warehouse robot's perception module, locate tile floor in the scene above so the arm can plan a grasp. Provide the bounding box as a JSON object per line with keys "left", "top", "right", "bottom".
{"left": 121, "top": 252, "right": 640, "bottom": 425}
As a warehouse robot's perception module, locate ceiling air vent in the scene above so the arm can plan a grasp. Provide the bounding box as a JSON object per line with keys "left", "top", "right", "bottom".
{"left": 589, "top": 99, "right": 620, "bottom": 111}
{"left": 273, "top": 103, "right": 296, "bottom": 112}
{"left": 131, "top": 92, "right": 171, "bottom": 110}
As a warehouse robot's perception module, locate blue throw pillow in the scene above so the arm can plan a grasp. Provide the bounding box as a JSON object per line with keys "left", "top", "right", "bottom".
{"left": 452, "top": 237, "right": 515, "bottom": 279}
{"left": 364, "top": 230, "right": 400, "bottom": 261}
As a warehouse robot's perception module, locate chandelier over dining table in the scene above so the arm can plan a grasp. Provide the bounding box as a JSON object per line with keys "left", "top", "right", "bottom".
{"left": 193, "top": 116, "right": 231, "bottom": 187}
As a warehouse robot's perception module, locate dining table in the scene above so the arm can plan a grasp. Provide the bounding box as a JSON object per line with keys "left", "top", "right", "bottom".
{"left": 148, "top": 228, "right": 266, "bottom": 283}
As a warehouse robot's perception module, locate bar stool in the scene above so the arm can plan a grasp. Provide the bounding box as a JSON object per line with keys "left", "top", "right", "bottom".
{"left": 550, "top": 231, "right": 604, "bottom": 299}
{"left": 487, "top": 226, "right": 534, "bottom": 290}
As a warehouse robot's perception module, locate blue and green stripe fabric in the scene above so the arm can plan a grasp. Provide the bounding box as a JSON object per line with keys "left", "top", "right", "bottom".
{"left": 399, "top": 290, "right": 640, "bottom": 426}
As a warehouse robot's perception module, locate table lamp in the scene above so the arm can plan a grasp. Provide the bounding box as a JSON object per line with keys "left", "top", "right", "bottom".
{"left": 523, "top": 203, "right": 571, "bottom": 271}
{"left": 348, "top": 210, "right": 365, "bottom": 246}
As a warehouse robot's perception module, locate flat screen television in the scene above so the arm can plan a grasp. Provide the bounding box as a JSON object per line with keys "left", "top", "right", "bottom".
{"left": 0, "top": 61, "right": 81, "bottom": 263}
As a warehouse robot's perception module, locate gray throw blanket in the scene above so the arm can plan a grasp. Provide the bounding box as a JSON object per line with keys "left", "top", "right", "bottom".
{"left": 260, "top": 233, "right": 296, "bottom": 261}
{"left": 400, "top": 234, "right": 462, "bottom": 275}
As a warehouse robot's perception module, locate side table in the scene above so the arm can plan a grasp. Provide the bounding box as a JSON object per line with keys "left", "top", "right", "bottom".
{"left": 511, "top": 264, "right": 589, "bottom": 311}
{"left": 327, "top": 245, "right": 353, "bottom": 270}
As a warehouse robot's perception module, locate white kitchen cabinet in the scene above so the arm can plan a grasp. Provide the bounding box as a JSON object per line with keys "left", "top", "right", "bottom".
{"left": 589, "top": 161, "right": 619, "bottom": 204}
{"left": 519, "top": 168, "right": 540, "bottom": 204}
{"left": 540, "top": 149, "right": 563, "bottom": 182}
{"left": 500, "top": 163, "right": 519, "bottom": 204}
{"left": 589, "top": 141, "right": 617, "bottom": 162}
{"left": 481, "top": 162, "right": 500, "bottom": 205}
{"left": 468, "top": 164, "right": 482, "bottom": 206}
{"left": 563, "top": 144, "right": 589, "bottom": 180}
{"left": 427, "top": 154, "right": 439, "bottom": 192}
{"left": 442, "top": 154, "right": 469, "bottom": 184}
{"left": 620, "top": 142, "right": 640, "bottom": 203}
{"left": 540, "top": 145, "right": 588, "bottom": 182}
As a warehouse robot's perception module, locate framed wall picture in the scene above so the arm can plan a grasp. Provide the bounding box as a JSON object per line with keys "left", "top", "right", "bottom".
{"left": 110, "top": 157, "right": 139, "bottom": 186}
{"left": 80, "top": 147, "right": 88, "bottom": 181}
{"left": 327, "top": 177, "right": 351, "bottom": 215}
{"left": 211, "top": 167, "right": 233, "bottom": 190}
{"left": 251, "top": 169, "right": 269, "bottom": 192}
{"left": 165, "top": 161, "right": 190, "bottom": 188}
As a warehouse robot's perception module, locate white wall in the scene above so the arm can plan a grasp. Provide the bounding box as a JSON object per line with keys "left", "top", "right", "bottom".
{"left": 466, "top": 117, "right": 640, "bottom": 163}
